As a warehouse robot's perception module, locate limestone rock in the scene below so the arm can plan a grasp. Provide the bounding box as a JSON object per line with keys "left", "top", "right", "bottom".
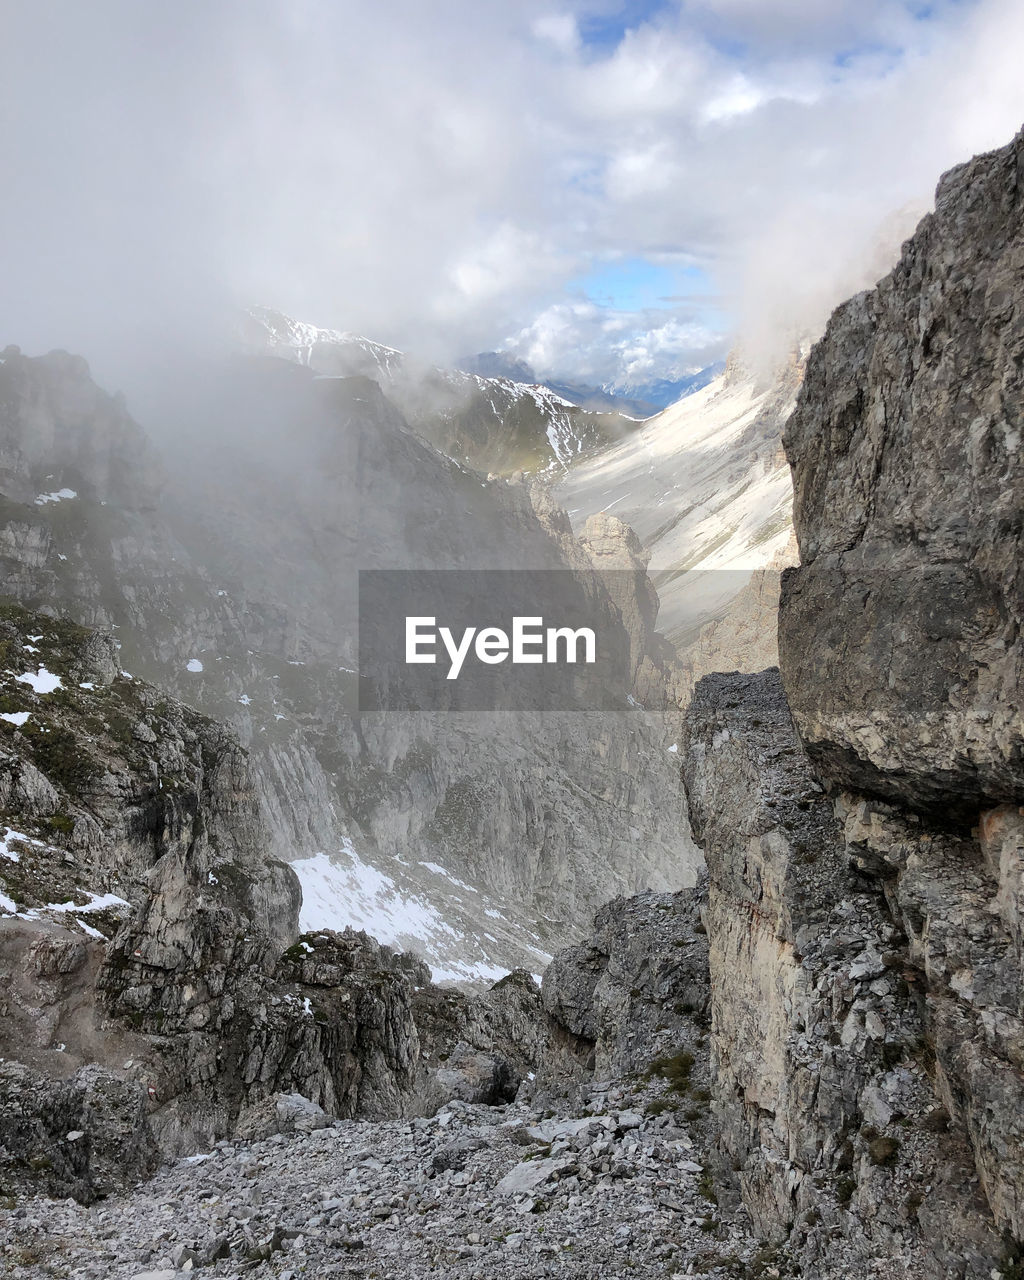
{"left": 536, "top": 889, "right": 711, "bottom": 1104}
{"left": 234, "top": 1092, "right": 330, "bottom": 1140}
{"left": 684, "top": 668, "right": 1005, "bottom": 1278}
{"left": 0, "top": 1059, "right": 156, "bottom": 1204}
{"left": 779, "top": 126, "right": 1024, "bottom": 814}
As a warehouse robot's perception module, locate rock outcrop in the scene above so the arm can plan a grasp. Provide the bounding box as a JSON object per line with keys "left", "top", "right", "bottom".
{"left": 535, "top": 889, "right": 712, "bottom": 1112}
{"left": 684, "top": 670, "right": 1006, "bottom": 1278}
{"left": 779, "top": 127, "right": 1024, "bottom": 814}
{"left": 677, "top": 128, "right": 1024, "bottom": 1278}
{"left": 0, "top": 601, "right": 547, "bottom": 1200}
{"left": 777, "top": 126, "right": 1024, "bottom": 1256}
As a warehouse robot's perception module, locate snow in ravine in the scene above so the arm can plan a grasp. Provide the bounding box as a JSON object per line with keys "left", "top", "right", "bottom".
{"left": 291, "top": 842, "right": 543, "bottom": 986}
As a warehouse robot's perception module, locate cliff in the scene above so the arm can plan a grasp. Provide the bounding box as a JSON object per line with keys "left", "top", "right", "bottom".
{"left": 674, "top": 127, "right": 1024, "bottom": 1277}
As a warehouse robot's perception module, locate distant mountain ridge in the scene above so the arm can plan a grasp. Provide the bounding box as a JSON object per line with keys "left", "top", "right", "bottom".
{"left": 604, "top": 362, "right": 725, "bottom": 410}
{"left": 459, "top": 351, "right": 725, "bottom": 416}
{"left": 242, "top": 307, "right": 647, "bottom": 473}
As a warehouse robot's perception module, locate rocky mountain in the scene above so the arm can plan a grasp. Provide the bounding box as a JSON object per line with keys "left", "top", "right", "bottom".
{"left": 244, "top": 306, "right": 644, "bottom": 473}
{"left": 3, "top": 121, "right": 1024, "bottom": 1280}
{"left": 0, "top": 343, "right": 698, "bottom": 986}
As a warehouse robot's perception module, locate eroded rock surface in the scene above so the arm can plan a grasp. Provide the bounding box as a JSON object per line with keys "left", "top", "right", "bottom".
{"left": 779, "top": 126, "right": 1024, "bottom": 814}
{"left": 536, "top": 890, "right": 711, "bottom": 1105}
{"left": 0, "top": 602, "right": 551, "bottom": 1200}
{"left": 770, "top": 124, "right": 1024, "bottom": 1267}
{"left": 684, "top": 669, "right": 1007, "bottom": 1279}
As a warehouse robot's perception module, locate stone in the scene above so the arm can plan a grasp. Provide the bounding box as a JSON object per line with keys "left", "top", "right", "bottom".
{"left": 235, "top": 1093, "right": 331, "bottom": 1141}
{"left": 495, "top": 1157, "right": 566, "bottom": 1198}
{"left": 684, "top": 667, "right": 1006, "bottom": 1277}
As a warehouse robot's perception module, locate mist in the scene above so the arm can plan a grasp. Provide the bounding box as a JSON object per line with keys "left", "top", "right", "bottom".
{"left": 3, "top": 0, "right": 1024, "bottom": 405}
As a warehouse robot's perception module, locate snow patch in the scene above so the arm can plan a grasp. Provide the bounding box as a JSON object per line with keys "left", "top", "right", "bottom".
{"left": 37, "top": 892, "right": 129, "bottom": 915}
{"left": 0, "top": 877, "right": 130, "bottom": 930}
{"left": 186, "top": 659, "right": 204, "bottom": 673}
{"left": 418, "top": 861, "right": 477, "bottom": 894}
{"left": 294, "top": 846, "right": 458, "bottom": 948}
{"left": 0, "top": 712, "right": 30, "bottom": 727}
{"left": 429, "top": 960, "right": 509, "bottom": 985}
{"left": 34, "top": 488, "right": 77, "bottom": 505}
{"left": 16, "top": 667, "right": 62, "bottom": 694}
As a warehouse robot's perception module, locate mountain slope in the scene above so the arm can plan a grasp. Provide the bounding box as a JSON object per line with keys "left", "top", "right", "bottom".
{"left": 555, "top": 348, "right": 804, "bottom": 651}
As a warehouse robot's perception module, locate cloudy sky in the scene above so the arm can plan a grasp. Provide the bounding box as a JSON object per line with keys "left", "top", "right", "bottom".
{"left": 3, "top": 0, "right": 1024, "bottom": 394}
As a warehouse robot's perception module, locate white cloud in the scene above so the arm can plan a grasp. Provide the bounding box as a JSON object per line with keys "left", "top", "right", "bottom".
{"left": 506, "top": 300, "right": 728, "bottom": 388}
{"left": 1, "top": 0, "right": 1024, "bottom": 392}
{"left": 532, "top": 12, "right": 580, "bottom": 54}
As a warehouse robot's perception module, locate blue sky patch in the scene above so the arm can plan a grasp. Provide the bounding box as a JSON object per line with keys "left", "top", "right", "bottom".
{"left": 574, "top": 256, "right": 713, "bottom": 311}
{"left": 577, "top": 0, "right": 674, "bottom": 52}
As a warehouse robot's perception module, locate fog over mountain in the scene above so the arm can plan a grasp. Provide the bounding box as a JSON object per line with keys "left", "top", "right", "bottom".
{"left": 4, "top": 0, "right": 1024, "bottom": 405}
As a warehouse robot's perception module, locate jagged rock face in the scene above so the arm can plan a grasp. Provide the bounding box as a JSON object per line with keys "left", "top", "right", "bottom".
{"left": 769, "top": 128, "right": 1024, "bottom": 1264}
{"left": 780, "top": 128, "right": 1024, "bottom": 814}
{"left": 0, "top": 1060, "right": 157, "bottom": 1204}
{"left": 412, "top": 968, "right": 545, "bottom": 1109}
{"left": 0, "top": 601, "right": 547, "bottom": 1197}
{"left": 684, "top": 670, "right": 1006, "bottom": 1279}
{"left": 99, "top": 922, "right": 428, "bottom": 1159}
{"left": 0, "top": 602, "right": 295, "bottom": 948}
{"left": 0, "top": 347, "right": 161, "bottom": 511}
{"left": 0, "top": 348, "right": 698, "bottom": 977}
{"left": 535, "top": 889, "right": 711, "bottom": 1108}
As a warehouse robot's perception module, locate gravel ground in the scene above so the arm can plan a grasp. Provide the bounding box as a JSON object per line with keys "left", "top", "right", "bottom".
{"left": 2, "top": 1081, "right": 765, "bottom": 1280}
